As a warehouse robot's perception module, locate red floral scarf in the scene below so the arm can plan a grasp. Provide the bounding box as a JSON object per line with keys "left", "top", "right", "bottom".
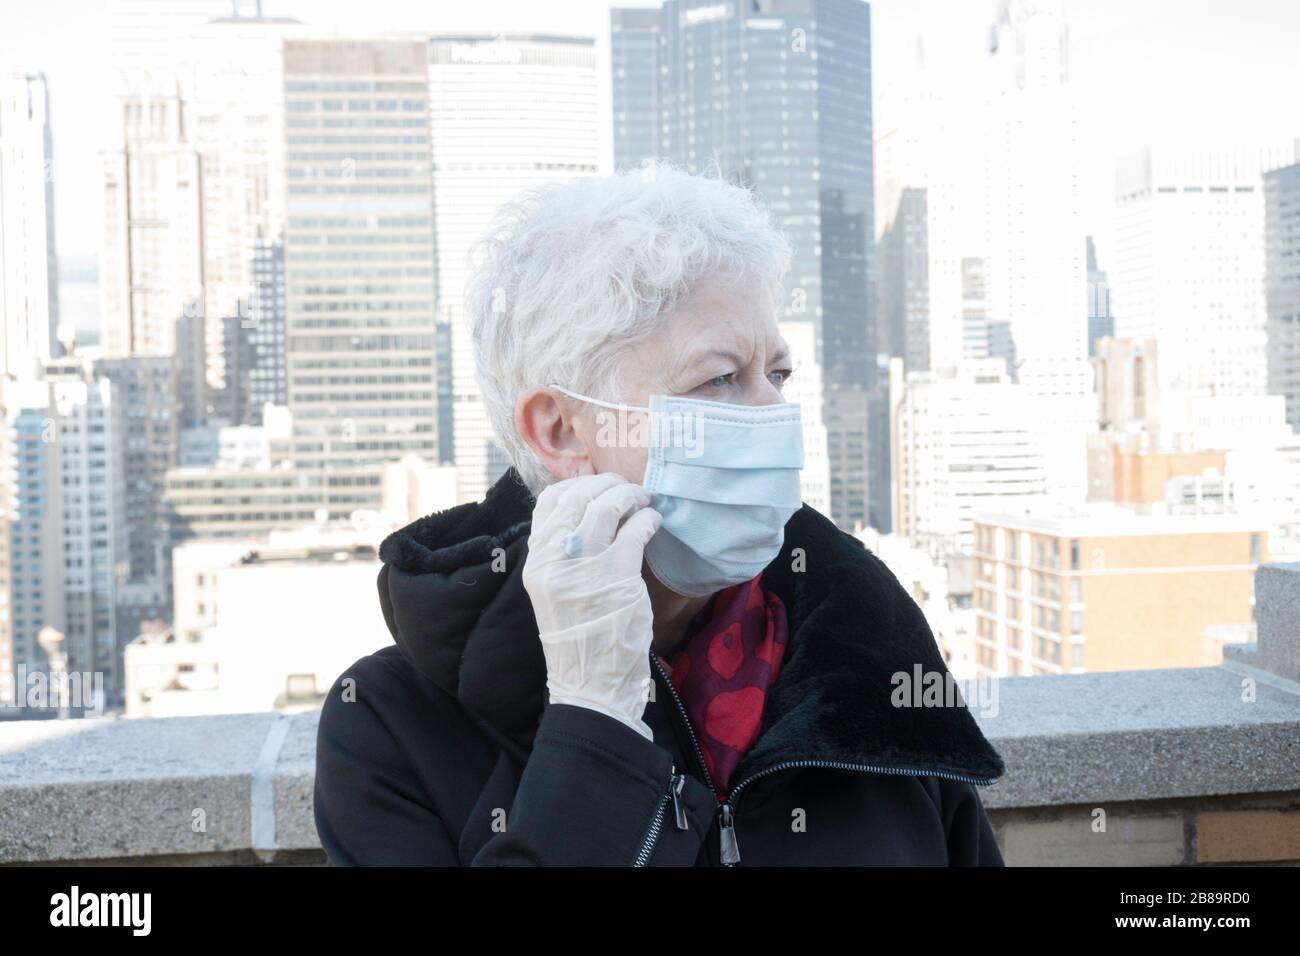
{"left": 654, "top": 574, "right": 789, "bottom": 801}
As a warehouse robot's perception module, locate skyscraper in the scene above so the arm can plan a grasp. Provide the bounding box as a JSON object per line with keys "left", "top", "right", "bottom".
{"left": 983, "top": 0, "right": 1086, "bottom": 367}
{"left": 180, "top": 11, "right": 304, "bottom": 423}
{"left": 99, "top": 87, "right": 204, "bottom": 363}
{"left": 891, "top": 360, "right": 1049, "bottom": 558}
{"left": 45, "top": 358, "right": 129, "bottom": 706}
{"left": 1093, "top": 337, "right": 1159, "bottom": 432}
{"left": 426, "top": 34, "right": 600, "bottom": 503}
{"left": 0, "top": 379, "right": 65, "bottom": 708}
{"left": 961, "top": 257, "right": 989, "bottom": 361}
{"left": 872, "top": 184, "right": 929, "bottom": 535}
{"left": 612, "top": 0, "right": 875, "bottom": 531}
{"left": 873, "top": 34, "right": 973, "bottom": 375}
{"left": 981, "top": 0, "right": 1095, "bottom": 506}
{"left": 610, "top": 8, "right": 661, "bottom": 171}
{"left": 1086, "top": 237, "right": 1114, "bottom": 359}
{"left": 777, "top": 320, "right": 831, "bottom": 518}
{"left": 92, "top": 356, "right": 178, "bottom": 586}
{"left": 876, "top": 187, "right": 930, "bottom": 375}
{"left": 1265, "top": 155, "right": 1300, "bottom": 431}
{"left": 0, "top": 360, "right": 129, "bottom": 712}
{"left": 242, "top": 237, "right": 287, "bottom": 423}
{"left": 281, "top": 39, "right": 439, "bottom": 517}
{"left": 101, "top": 6, "right": 300, "bottom": 430}
{"left": 0, "top": 72, "right": 60, "bottom": 381}
{"left": 1112, "top": 145, "right": 1293, "bottom": 404}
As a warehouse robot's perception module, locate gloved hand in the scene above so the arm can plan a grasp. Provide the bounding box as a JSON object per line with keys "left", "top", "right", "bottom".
{"left": 522, "top": 472, "right": 663, "bottom": 741}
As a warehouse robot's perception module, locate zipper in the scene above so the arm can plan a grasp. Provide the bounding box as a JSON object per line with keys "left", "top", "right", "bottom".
{"left": 632, "top": 762, "right": 689, "bottom": 867}
{"left": 670, "top": 770, "right": 689, "bottom": 830}
{"left": 649, "top": 649, "right": 1000, "bottom": 867}
{"left": 650, "top": 651, "right": 717, "bottom": 793}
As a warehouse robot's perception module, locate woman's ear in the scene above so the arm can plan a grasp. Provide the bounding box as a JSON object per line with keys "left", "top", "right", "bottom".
{"left": 515, "top": 387, "right": 592, "bottom": 481}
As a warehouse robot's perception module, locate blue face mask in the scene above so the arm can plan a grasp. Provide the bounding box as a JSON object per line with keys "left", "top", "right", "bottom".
{"left": 548, "top": 384, "right": 805, "bottom": 597}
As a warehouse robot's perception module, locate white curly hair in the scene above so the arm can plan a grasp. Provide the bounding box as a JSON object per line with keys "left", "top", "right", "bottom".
{"left": 464, "top": 159, "right": 793, "bottom": 496}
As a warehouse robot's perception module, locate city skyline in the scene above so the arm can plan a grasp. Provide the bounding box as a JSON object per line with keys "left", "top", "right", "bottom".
{"left": 0, "top": 0, "right": 1297, "bottom": 706}
{"left": 2, "top": 0, "right": 1298, "bottom": 265}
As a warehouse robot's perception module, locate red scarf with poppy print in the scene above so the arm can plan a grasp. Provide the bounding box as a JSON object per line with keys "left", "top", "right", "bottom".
{"left": 654, "top": 574, "right": 789, "bottom": 802}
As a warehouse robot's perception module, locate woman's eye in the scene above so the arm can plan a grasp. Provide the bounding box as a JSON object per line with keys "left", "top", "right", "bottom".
{"left": 770, "top": 368, "right": 794, "bottom": 387}
{"left": 705, "top": 373, "right": 734, "bottom": 388}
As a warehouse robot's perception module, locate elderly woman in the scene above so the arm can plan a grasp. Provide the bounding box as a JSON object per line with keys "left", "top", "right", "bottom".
{"left": 313, "top": 162, "right": 1005, "bottom": 866}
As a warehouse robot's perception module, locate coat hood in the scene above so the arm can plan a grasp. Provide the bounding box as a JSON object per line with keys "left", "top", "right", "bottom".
{"left": 376, "top": 466, "right": 1005, "bottom": 785}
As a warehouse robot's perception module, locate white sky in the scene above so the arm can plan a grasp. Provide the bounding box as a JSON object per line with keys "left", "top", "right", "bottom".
{"left": 1, "top": 0, "right": 1297, "bottom": 264}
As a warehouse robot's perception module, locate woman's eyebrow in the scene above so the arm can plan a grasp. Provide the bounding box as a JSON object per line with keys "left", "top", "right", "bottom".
{"left": 675, "top": 343, "right": 788, "bottom": 379}
{"left": 680, "top": 347, "right": 748, "bottom": 371}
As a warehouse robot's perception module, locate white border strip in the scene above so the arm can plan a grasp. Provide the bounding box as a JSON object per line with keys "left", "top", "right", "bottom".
{"left": 251, "top": 714, "right": 292, "bottom": 852}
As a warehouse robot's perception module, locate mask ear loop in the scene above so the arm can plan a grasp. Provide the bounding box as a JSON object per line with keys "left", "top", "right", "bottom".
{"left": 547, "top": 384, "right": 655, "bottom": 481}
{"left": 547, "top": 383, "right": 651, "bottom": 414}
{"left": 548, "top": 384, "right": 663, "bottom": 487}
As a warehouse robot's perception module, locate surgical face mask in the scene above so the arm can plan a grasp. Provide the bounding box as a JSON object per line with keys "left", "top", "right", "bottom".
{"left": 548, "top": 383, "right": 805, "bottom": 597}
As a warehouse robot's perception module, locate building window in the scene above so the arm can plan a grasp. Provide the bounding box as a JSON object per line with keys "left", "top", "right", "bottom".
{"left": 1070, "top": 578, "right": 1082, "bottom": 604}
{"left": 1251, "top": 533, "right": 1262, "bottom": 564}
{"left": 1070, "top": 539, "right": 1080, "bottom": 570}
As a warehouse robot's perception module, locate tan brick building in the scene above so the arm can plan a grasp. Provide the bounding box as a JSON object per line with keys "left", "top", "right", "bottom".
{"left": 971, "top": 506, "right": 1267, "bottom": 675}
{"left": 1112, "top": 447, "right": 1227, "bottom": 505}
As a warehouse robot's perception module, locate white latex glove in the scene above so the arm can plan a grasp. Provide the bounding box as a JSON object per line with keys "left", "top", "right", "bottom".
{"left": 522, "top": 473, "right": 663, "bottom": 741}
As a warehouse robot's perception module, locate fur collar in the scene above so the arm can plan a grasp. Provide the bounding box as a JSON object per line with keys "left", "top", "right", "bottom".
{"left": 377, "top": 467, "right": 1004, "bottom": 785}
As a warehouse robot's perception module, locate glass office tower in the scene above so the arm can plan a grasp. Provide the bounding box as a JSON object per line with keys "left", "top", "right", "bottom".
{"left": 612, "top": 0, "right": 874, "bottom": 530}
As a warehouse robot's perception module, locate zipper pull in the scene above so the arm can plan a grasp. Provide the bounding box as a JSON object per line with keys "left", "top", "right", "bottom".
{"left": 719, "top": 803, "right": 740, "bottom": 866}
{"left": 670, "top": 770, "right": 689, "bottom": 831}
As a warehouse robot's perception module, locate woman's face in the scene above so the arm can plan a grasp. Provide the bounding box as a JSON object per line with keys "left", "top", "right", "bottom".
{"left": 570, "top": 274, "right": 794, "bottom": 486}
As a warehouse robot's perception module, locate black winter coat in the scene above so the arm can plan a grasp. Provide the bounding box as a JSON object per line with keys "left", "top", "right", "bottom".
{"left": 313, "top": 466, "right": 1007, "bottom": 866}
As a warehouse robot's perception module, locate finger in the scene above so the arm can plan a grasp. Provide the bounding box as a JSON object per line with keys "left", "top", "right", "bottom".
{"left": 532, "top": 472, "right": 625, "bottom": 541}
{"left": 531, "top": 472, "right": 618, "bottom": 530}
{"left": 610, "top": 502, "right": 662, "bottom": 556}
{"left": 572, "top": 481, "right": 650, "bottom": 551}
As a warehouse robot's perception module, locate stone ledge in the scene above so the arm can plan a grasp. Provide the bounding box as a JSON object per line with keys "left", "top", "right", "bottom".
{"left": 2, "top": 661, "right": 1298, "bottom": 864}
{"left": 0, "top": 711, "right": 322, "bottom": 864}
{"left": 972, "top": 664, "right": 1300, "bottom": 810}
{"left": 1224, "top": 562, "right": 1300, "bottom": 683}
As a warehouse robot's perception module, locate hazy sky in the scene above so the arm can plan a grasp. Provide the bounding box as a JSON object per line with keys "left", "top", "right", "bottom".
{"left": 2, "top": 0, "right": 1297, "bottom": 264}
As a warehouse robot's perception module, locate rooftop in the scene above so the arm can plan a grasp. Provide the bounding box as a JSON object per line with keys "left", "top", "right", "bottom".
{"left": 975, "top": 504, "right": 1273, "bottom": 537}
